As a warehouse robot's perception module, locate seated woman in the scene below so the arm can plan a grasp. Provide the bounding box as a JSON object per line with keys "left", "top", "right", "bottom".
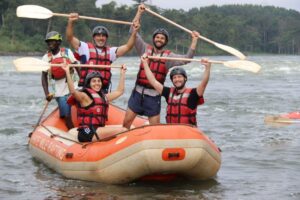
{"left": 62, "top": 64, "right": 127, "bottom": 142}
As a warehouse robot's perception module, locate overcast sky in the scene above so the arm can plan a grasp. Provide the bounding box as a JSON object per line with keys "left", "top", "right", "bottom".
{"left": 96, "top": 0, "right": 300, "bottom": 12}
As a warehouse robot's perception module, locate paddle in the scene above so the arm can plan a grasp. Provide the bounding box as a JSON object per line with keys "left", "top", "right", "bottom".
{"left": 13, "top": 57, "right": 122, "bottom": 72}
{"left": 147, "top": 56, "right": 261, "bottom": 73}
{"left": 16, "top": 5, "right": 132, "bottom": 25}
{"left": 29, "top": 100, "right": 50, "bottom": 137}
{"left": 264, "top": 115, "right": 300, "bottom": 125}
{"left": 145, "top": 7, "right": 246, "bottom": 60}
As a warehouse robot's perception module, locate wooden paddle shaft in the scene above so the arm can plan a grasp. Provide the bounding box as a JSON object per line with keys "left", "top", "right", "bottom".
{"left": 145, "top": 8, "right": 214, "bottom": 44}
{"left": 31, "top": 101, "right": 49, "bottom": 133}
{"left": 265, "top": 116, "right": 300, "bottom": 124}
{"left": 48, "top": 63, "right": 122, "bottom": 68}
{"left": 147, "top": 56, "right": 223, "bottom": 64}
{"left": 53, "top": 13, "right": 132, "bottom": 25}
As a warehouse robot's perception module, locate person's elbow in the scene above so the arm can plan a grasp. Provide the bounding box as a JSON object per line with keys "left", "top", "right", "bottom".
{"left": 116, "top": 86, "right": 125, "bottom": 96}
{"left": 69, "top": 86, "right": 77, "bottom": 96}
{"left": 119, "top": 87, "right": 125, "bottom": 95}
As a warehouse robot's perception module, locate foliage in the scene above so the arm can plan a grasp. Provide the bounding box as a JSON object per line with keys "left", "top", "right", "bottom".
{"left": 0, "top": 0, "right": 299, "bottom": 55}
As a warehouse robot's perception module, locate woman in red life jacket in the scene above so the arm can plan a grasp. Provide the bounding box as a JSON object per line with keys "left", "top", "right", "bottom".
{"left": 41, "top": 31, "right": 77, "bottom": 129}
{"left": 141, "top": 55, "right": 211, "bottom": 126}
{"left": 62, "top": 63, "right": 128, "bottom": 142}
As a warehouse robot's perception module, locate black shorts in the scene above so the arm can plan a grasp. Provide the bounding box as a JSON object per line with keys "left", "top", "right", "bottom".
{"left": 128, "top": 90, "right": 161, "bottom": 117}
{"left": 77, "top": 126, "right": 98, "bottom": 142}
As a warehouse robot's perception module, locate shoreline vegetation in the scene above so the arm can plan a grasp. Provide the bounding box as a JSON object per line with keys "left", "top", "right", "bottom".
{"left": 0, "top": 52, "right": 43, "bottom": 56}
{"left": 0, "top": 0, "right": 300, "bottom": 55}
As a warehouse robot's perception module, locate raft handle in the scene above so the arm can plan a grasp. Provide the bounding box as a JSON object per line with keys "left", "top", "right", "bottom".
{"left": 162, "top": 148, "right": 185, "bottom": 161}
{"left": 65, "top": 152, "right": 73, "bottom": 159}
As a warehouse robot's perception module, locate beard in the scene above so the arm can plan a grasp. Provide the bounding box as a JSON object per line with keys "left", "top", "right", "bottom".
{"left": 153, "top": 40, "right": 166, "bottom": 50}
{"left": 173, "top": 81, "right": 186, "bottom": 90}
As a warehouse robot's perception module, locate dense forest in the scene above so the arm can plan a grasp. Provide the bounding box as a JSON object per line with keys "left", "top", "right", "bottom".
{"left": 0, "top": 0, "right": 300, "bottom": 55}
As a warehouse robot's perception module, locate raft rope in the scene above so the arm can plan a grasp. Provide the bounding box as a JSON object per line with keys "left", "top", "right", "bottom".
{"left": 39, "top": 124, "right": 123, "bottom": 148}
{"left": 41, "top": 124, "right": 83, "bottom": 145}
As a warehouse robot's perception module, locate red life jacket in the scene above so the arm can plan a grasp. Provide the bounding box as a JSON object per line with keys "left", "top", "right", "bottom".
{"left": 47, "top": 48, "right": 71, "bottom": 80}
{"left": 78, "top": 42, "right": 112, "bottom": 87}
{"left": 68, "top": 88, "right": 109, "bottom": 129}
{"left": 136, "top": 45, "right": 171, "bottom": 88}
{"left": 166, "top": 88, "right": 204, "bottom": 126}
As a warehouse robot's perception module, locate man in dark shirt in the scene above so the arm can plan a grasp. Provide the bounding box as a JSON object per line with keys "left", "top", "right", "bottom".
{"left": 141, "top": 55, "right": 211, "bottom": 125}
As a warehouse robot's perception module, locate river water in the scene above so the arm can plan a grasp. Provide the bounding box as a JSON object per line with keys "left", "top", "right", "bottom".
{"left": 0, "top": 55, "right": 299, "bottom": 200}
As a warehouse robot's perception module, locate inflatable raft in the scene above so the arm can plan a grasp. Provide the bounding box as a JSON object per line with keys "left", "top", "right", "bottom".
{"left": 280, "top": 111, "right": 300, "bottom": 119}
{"left": 265, "top": 111, "right": 300, "bottom": 125}
{"left": 29, "top": 104, "right": 221, "bottom": 184}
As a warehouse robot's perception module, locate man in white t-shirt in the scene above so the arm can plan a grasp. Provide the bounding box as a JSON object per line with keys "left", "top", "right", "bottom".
{"left": 66, "top": 13, "right": 140, "bottom": 93}
{"left": 41, "top": 31, "right": 77, "bottom": 129}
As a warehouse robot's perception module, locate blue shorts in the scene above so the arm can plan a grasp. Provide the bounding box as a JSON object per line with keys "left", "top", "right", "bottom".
{"left": 128, "top": 90, "right": 161, "bottom": 117}
{"left": 55, "top": 95, "right": 71, "bottom": 118}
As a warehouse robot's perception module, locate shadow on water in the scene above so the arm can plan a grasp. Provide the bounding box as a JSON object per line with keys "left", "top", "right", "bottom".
{"left": 31, "top": 157, "right": 219, "bottom": 199}
{"left": 52, "top": 179, "right": 219, "bottom": 200}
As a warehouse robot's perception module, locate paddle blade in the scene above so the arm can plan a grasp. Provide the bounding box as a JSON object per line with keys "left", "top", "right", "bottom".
{"left": 214, "top": 42, "right": 246, "bottom": 60}
{"left": 223, "top": 60, "right": 261, "bottom": 73}
{"left": 16, "top": 5, "right": 53, "bottom": 19}
{"left": 264, "top": 115, "right": 300, "bottom": 126}
{"left": 14, "top": 57, "right": 50, "bottom": 72}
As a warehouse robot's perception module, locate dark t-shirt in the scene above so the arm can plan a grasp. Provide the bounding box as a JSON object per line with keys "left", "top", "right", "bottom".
{"left": 162, "top": 87, "right": 204, "bottom": 110}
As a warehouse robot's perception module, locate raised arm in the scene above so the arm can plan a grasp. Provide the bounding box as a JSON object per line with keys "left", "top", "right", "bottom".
{"left": 196, "top": 58, "right": 211, "bottom": 96}
{"left": 107, "top": 65, "right": 127, "bottom": 101}
{"left": 61, "top": 64, "right": 86, "bottom": 103}
{"left": 133, "top": 3, "right": 145, "bottom": 24}
{"left": 66, "top": 13, "right": 81, "bottom": 51}
{"left": 116, "top": 21, "right": 140, "bottom": 57}
{"left": 116, "top": 4, "right": 144, "bottom": 57}
{"left": 189, "top": 31, "right": 200, "bottom": 51}
{"left": 141, "top": 55, "right": 163, "bottom": 94}
{"left": 167, "top": 31, "right": 200, "bottom": 67}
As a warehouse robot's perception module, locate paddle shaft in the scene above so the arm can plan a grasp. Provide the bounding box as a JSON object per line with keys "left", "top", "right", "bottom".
{"left": 147, "top": 56, "right": 223, "bottom": 64}
{"left": 264, "top": 116, "right": 300, "bottom": 124}
{"left": 52, "top": 13, "right": 132, "bottom": 25}
{"left": 147, "top": 56, "right": 261, "bottom": 73}
{"left": 145, "top": 8, "right": 213, "bottom": 44}
{"left": 29, "top": 101, "right": 50, "bottom": 137}
{"left": 48, "top": 63, "right": 122, "bottom": 68}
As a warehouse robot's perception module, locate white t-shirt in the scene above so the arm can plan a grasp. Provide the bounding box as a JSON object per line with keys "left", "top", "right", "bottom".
{"left": 78, "top": 41, "right": 118, "bottom": 62}
{"left": 42, "top": 48, "right": 78, "bottom": 97}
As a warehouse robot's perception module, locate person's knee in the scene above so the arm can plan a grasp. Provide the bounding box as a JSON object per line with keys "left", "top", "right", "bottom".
{"left": 123, "top": 112, "right": 135, "bottom": 127}
{"left": 120, "top": 127, "right": 128, "bottom": 132}
{"left": 148, "top": 115, "right": 160, "bottom": 124}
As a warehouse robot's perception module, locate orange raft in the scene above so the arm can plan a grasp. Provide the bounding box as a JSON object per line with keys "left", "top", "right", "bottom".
{"left": 280, "top": 111, "right": 300, "bottom": 119}
{"left": 29, "top": 104, "right": 221, "bottom": 184}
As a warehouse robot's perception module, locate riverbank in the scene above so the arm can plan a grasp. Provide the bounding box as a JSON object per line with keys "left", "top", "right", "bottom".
{"left": 0, "top": 52, "right": 43, "bottom": 56}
